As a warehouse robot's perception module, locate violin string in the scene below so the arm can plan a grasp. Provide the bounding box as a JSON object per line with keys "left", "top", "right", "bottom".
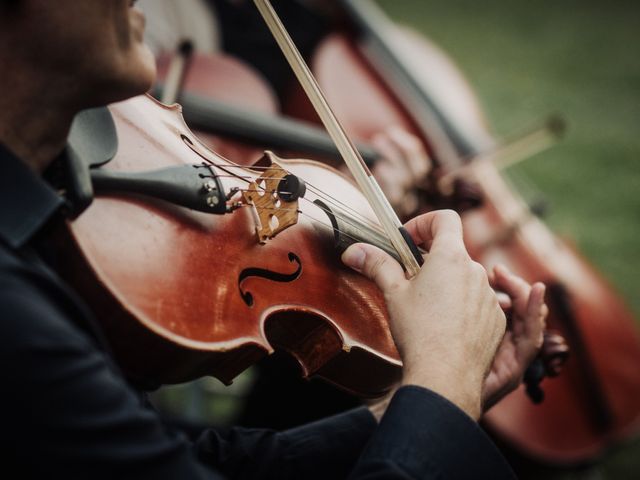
{"left": 205, "top": 163, "right": 296, "bottom": 171}
{"left": 204, "top": 161, "right": 384, "bottom": 231}
{"left": 297, "top": 210, "right": 385, "bottom": 248}
{"left": 236, "top": 192, "right": 387, "bottom": 248}
{"left": 299, "top": 195, "right": 386, "bottom": 237}
{"left": 233, "top": 203, "right": 384, "bottom": 249}
{"left": 196, "top": 153, "right": 390, "bottom": 247}
{"left": 195, "top": 155, "right": 398, "bottom": 254}
{"left": 236, "top": 187, "right": 387, "bottom": 241}
{"left": 212, "top": 173, "right": 386, "bottom": 235}
{"left": 303, "top": 183, "right": 381, "bottom": 230}
{"left": 219, "top": 173, "right": 381, "bottom": 231}
{"left": 214, "top": 174, "right": 271, "bottom": 179}
{"left": 234, "top": 203, "right": 363, "bottom": 246}
{"left": 199, "top": 158, "right": 385, "bottom": 235}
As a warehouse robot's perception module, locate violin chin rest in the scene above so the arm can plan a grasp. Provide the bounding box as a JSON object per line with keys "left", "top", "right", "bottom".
{"left": 69, "top": 106, "right": 118, "bottom": 169}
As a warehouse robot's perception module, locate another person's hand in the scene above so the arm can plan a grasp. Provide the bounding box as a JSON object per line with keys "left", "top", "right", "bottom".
{"left": 371, "top": 126, "right": 431, "bottom": 216}
{"left": 341, "top": 210, "right": 505, "bottom": 420}
{"left": 341, "top": 126, "right": 431, "bottom": 216}
{"left": 481, "top": 265, "right": 547, "bottom": 411}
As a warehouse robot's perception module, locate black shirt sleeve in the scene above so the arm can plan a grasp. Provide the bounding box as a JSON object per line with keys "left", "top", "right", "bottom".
{"left": 0, "top": 260, "right": 514, "bottom": 480}
{"left": 1, "top": 282, "right": 220, "bottom": 479}
{"left": 195, "top": 407, "right": 376, "bottom": 479}
{"left": 0, "top": 269, "right": 375, "bottom": 479}
{"left": 349, "top": 386, "right": 517, "bottom": 479}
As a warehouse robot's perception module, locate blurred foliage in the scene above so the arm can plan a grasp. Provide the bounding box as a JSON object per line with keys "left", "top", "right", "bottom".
{"left": 151, "top": 373, "right": 255, "bottom": 426}
{"left": 376, "top": 0, "right": 639, "bottom": 477}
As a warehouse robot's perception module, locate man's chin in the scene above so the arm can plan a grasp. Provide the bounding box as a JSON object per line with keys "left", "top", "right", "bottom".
{"left": 125, "top": 45, "right": 157, "bottom": 94}
{"left": 89, "top": 55, "right": 156, "bottom": 108}
{"left": 136, "top": 45, "right": 158, "bottom": 89}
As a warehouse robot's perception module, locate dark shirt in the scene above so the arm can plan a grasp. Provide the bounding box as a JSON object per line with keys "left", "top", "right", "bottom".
{"left": 0, "top": 141, "right": 515, "bottom": 478}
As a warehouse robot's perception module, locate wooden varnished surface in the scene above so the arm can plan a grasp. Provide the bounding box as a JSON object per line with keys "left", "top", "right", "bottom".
{"left": 67, "top": 95, "right": 401, "bottom": 395}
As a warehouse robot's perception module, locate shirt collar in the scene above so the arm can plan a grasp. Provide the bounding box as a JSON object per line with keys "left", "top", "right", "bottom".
{"left": 0, "top": 143, "right": 65, "bottom": 249}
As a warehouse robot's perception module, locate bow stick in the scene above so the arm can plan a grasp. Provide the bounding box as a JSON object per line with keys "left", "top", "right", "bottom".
{"left": 253, "top": 0, "right": 423, "bottom": 277}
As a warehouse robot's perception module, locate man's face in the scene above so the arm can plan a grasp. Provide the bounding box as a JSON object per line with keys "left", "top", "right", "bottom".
{"left": 11, "top": 0, "right": 156, "bottom": 107}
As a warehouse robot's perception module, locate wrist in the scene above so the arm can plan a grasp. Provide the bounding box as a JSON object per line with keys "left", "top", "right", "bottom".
{"left": 365, "top": 386, "right": 397, "bottom": 423}
{"left": 401, "top": 364, "right": 483, "bottom": 420}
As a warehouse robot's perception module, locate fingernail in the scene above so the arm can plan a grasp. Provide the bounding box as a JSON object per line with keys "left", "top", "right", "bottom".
{"left": 494, "top": 263, "right": 507, "bottom": 275}
{"left": 538, "top": 283, "right": 546, "bottom": 298}
{"left": 342, "top": 245, "right": 366, "bottom": 272}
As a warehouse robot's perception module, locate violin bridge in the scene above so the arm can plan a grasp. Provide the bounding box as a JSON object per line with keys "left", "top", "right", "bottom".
{"left": 242, "top": 152, "right": 301, "bottom": 244}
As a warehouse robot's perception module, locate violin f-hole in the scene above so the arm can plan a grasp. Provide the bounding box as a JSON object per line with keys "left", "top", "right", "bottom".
{"left": 238, "top": 252, "right": 303, "bottom": 306}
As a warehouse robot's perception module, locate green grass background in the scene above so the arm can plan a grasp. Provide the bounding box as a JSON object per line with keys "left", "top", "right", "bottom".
{"left": 376, "top": 0, "right": 639, "bottom": 477}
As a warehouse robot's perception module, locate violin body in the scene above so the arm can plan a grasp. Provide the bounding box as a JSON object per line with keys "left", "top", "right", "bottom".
{"left": 281, "top": 11, "right": 640, "bottom": 463}
{"left": 59, "top": 94, "right": 401, "bottom": 396}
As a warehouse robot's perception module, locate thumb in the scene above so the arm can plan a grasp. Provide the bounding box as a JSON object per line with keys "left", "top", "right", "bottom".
{"left": 342, "top": 243, "right": 407, "bottom": 294}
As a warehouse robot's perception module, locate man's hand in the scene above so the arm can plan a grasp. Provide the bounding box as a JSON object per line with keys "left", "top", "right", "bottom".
{"left": 363, "top": 264, "right": 548, "bottom": 422}
{"left": 482, "top": 265, "right": 547, "bottom": 410}
{"left": 342, "top": 210, "right": 505, "bottom": 420}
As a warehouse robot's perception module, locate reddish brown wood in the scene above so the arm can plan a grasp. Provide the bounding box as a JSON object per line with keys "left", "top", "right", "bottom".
{"left": 466, "top": 160, "right": 640, "bottom": 462}
{"left": 64, "top": 95, "right": 401, "bottom": 397}
{"left": 282, "top": 27, "right": 640, "bottom": 463}
{"left": 284, "top": 35, "right": 423, "bottom": 149}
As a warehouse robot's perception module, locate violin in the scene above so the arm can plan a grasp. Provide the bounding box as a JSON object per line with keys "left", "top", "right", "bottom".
{"left": 58, "top": 93, "right": 404, "bottom": 396}
{"left": 147, "top": 0, "right": 573, "bottom": 440}
{"left": 279, "top": 0, "right": 640, "bottom": 463}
